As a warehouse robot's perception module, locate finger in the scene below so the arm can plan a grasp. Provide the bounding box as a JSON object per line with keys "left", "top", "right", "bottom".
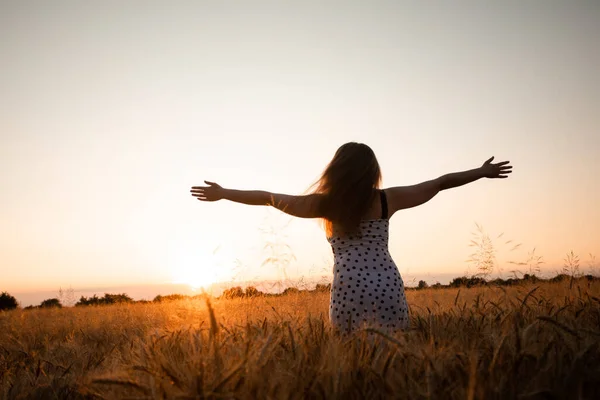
{"left": 204, "top": 180, "right": 216, "bottom": 186}
{"left": 496, "top": 161, "right": 511, "bottom": 166}
{"left": 190, "top": 188, "right": 206, "bottom": 193}
{"left": 191, "top": 186, "right": 208, "bottom": 190}
{"left": 484, "top": 156, "right": 494, "bottom": 165}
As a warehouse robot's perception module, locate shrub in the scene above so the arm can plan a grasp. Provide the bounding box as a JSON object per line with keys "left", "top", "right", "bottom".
{"left": 450, "top": 276, "right": 487, "bottom": 288}
{"left": 75, "top": 293, "right": 134, "bottom": 307}
{"left": 40, "top": 298, "right": 62, "bottom": 308}
{"left": 153, "top": 294, "right": 188, "bottom": 303}
{"left": 0, "top": 292, "right": 18, "bottom": 311}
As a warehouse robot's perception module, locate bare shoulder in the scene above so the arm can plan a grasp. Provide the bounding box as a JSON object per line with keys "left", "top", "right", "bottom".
{"left": 383, "top": 178, "right": 442, "bottom": 216}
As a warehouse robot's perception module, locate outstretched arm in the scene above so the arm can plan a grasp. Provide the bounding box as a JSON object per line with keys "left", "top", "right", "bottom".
{"left": 385, "top": 157, "right": 512, "bottom": 215}
{"left": 190, "top": 181, "right": 322, "bottom": 218}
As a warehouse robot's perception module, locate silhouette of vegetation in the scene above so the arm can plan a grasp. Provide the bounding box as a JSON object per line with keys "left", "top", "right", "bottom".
{"left": 0, "top": 292, "right": 18, "bottom": 311}
{"left": 153, "top": 294, "right": 188, "bottom": 303}
{"left": 449, "top": 276, "right": 488, "bottom": 288}
{"left": 40, "top": 298, "right": 62, "bottom": 308}
{"left": 11, "top": 272, "right": 600, "bottom": 311}
{"left": 75, "top": 293, "right": 134, "bottom": 307}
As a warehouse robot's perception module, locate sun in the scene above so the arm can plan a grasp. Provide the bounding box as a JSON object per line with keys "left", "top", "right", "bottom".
{"left": 171, "top": 264, "right": 218, "bottom": 290}
{"left": 169, "top": 243, "right": 236, "bottom": 291}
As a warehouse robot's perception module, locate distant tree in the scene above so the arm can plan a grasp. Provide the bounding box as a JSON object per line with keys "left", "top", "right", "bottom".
{"left": 0, "top": 292, "right": 18, "bottom": 311}
{"left": 75, "top": 293, "right": 133, "bottom": 306}
{"left": 40, "top": 298, "right": 62, "bottom": 308}
{"left": 550, "top": 274, "right": 570, "bottom": 283}
{"left": 76, "top": 294, "right": 100, "bottom": 306}
{"left": 522, "top": 274, "right": 540, "bottom": 283}
{"left": 450, "top": 276, "right": 487, "bottom": 288}
{"left": 153, "top": 294, "right": 187, "bottom": 303}
{"left": 449, "top": 277, "right": 467, "bottom": 288}
{"left": 417, "top": 280, "right": 429, "bottom": 289}
{"left": 102, "top": 293, "right": 134, "bottom": 304}
{"left": 76, "top": 295, "right": 95, "bottom": 306}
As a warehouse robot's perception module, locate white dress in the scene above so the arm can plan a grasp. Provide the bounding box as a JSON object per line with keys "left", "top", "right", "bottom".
{"left": 327, "top": 190, "right": 410, "bottom": 333}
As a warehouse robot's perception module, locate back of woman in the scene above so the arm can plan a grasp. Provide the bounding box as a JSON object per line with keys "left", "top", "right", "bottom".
{"left": 191, "top": 141, "right": 512, "bottom": 335}
{"left": 327, "top": 188, "right": 409, "bottom": 333}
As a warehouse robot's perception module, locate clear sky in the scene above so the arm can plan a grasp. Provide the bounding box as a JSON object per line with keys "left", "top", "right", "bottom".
{"left": 1, "top": 1, "right": 599, "bottom": 295}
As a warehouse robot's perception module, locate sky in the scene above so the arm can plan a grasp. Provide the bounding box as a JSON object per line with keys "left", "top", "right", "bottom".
{"left": 1, "top": 1, "right": 599, "bottom": 301}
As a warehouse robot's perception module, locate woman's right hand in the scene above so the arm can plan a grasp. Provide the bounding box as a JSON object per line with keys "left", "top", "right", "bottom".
{"left": 190, "top": 181, "right": 225, "bottom": 202}
{"left": 480, "top": 157, "right": 513, "bottom": 179}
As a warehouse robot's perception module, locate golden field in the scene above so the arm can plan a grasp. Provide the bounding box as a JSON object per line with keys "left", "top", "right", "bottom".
{"left": 1, "top": 279, "right": 600, "bottom": 399}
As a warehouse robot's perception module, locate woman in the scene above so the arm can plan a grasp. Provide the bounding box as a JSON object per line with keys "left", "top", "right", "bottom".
{"left": 190, "top": 142, "right": 512, "bottom": 333}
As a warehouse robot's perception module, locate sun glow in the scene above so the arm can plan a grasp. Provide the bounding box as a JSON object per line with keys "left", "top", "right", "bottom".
{"left": 171, "top": 266, "right": 218, "bottom": 290}
{"left": 169, "top": 242, "right": 238, "bottom": 291}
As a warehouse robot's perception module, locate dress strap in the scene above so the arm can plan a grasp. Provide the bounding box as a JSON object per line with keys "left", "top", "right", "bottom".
{"left": 380, "top": 189, "right": 388, "bottom": 219}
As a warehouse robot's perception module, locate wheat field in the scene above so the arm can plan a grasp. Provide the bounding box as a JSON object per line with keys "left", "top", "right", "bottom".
{"left": 1, "top": 279, "right": 600, "bottom": 399}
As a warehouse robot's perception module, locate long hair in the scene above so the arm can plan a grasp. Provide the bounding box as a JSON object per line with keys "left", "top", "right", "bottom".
{"left": 309, "top": 142, "right": 382, "bottom": 237}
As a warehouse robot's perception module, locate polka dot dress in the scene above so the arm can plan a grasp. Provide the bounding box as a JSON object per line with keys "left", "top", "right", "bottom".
{"left": 327, "top": 191, "right": 409, "bottom": 333}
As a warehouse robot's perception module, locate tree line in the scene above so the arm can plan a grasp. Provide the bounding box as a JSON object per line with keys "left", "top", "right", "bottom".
{"left": 1, "top": 273, "right": 598, "bottom": 311}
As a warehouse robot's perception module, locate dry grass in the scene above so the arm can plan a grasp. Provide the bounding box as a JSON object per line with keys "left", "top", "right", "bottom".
{"left": 1, "top": 280, "right": 600, "bottom": 399}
